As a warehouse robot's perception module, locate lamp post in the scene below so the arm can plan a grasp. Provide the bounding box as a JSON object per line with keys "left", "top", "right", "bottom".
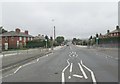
{"left": 50, "top": 36, "right": 53, "bottom": 50}
{"left": 51, "top": 19, "right": 55, "bottom": 49}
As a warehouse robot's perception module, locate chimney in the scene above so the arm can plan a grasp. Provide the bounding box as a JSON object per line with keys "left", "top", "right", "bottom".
{"left": 25, "top": 30, "right": 28, "bottom": 35}
{"left": 107, "top": 30, "right": 110, "bottom": 34}
{"left": 15, "top": 28, "right": 20, "bottom": 33}
{"left": 100, "top": 33, "right": 102, "bottom": 36}
{"left": 116, "top": 26, "right": 119, "bottom": 30}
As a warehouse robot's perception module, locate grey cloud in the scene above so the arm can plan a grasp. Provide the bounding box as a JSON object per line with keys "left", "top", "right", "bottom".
{"left": 2, "top": 2, "right": 118, "bottom": 39}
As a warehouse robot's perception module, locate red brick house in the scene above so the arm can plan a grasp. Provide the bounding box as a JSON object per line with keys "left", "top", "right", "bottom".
{"left": 98, "top": 26, "right": 120, "bottom": 48}
{"left": 1, "top": 28, "right": 34, "bottom": 50}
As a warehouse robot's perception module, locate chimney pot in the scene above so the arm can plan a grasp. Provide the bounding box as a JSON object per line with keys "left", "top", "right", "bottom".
{"left": 107, "top": 30, "right": 110, "bottom": 33}
{"left": 15, "top": 28, "right": 20, "bottom": 33}
{"left": 116, "top": 26, "right": 119, "bottom": 30}
{"left": 25, "top": 30, "right": 28, "bottom": 35}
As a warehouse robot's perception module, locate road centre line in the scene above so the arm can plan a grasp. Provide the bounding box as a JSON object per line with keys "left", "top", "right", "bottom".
{"left": 81, "top": 60, "right": 97, "bottom": 84}
{"left": 70, "top": 63, "right": 73, "bottom": 73}
{"left": 78, "top": 63, "right": 88, "bottom": 79}
{"left": 62, "top": 59, "right": 70, "bottom": 84}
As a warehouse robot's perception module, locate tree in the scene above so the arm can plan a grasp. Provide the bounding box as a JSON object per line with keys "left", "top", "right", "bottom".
{"left": 0, "top": 26, "right": 8, "bottom": 34}
{"left": 55, "top": 36, "right": 64, "bottom": 45}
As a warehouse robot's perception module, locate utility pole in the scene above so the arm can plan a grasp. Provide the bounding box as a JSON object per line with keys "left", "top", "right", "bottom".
{"left": 50, "top": 36, "right": 53, "bottom": 50}
{"left": 54, "top": 26, "right": 56, "bottom": 40}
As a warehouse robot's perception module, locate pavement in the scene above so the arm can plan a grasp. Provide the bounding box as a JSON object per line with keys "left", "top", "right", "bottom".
{"left": 1, "top": 44, "right": 118, "bottom": 83}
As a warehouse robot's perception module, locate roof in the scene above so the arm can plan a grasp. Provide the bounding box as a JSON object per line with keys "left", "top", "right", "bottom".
{"left": 1, "top": 31, "right": 34, "bottom": 37}
{"left": 110, "top": 28, "right": 120, "bottom": 33}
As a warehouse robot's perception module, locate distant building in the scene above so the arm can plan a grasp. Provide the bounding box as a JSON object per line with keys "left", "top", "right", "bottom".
{"left": 1, "top": 28, "right": 34, "bottom": 50}
{"left": 34, "top": 34, "right": 45, "bottom": 41}
{"left": 98, "top": 26, "right": 120, "bottom": 48}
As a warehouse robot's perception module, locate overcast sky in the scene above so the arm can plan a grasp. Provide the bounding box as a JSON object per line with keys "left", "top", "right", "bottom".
{"left": 1, "top": 2, "right": 118, "bottom": 39}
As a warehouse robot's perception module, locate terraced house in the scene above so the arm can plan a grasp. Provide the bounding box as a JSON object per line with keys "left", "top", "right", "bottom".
{"left": 1, "top": 28, "right": 34, "bottom": 50}
{"left": 98, "top": 26, "right": 120, "bottom": 48}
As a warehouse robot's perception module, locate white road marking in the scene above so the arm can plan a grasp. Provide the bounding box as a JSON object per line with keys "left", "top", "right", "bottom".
{"left": 78, "top": 63, "right": 88, "bottom": 79}
{"left": 70, "top": 63, "right": 73, "bottom": 73}
{"left": 68, "top": 76, "right": 71, "bottom": 79}
{"left": 74, "top": 52, "right": 76, "bottom": 55}
{"left": 62, "top": 73, "right": 65, "bottom": 83}
{"left": 0, "top": 66, "right": 13, "bottom": 72}
{"left": 70, "top": 46, "right": 72, "bottom": 50}
{"left": 69, "top": 54, "right": 71, "bottom": 57}
{"left": 62, "top": 59, "right": 70, "bottom": 84}
{"left": 37, "top": 58, "right": 39, "bottom": 62}
{"left": 0, "top": 73, "right": 14, "bottom": 80}
{"left": 14, "top": 66, "right": 22, "bottom": 74}
{"left": 81, "top": 60, "right": 97, "bottom": 84}
{"left": 0, "top": 66, "right": 22, "bottom": 80}
{"left": 73, "top": 74, "right": 83, "bottom": 78}
{"left": 1, "top": 53, "right": 52, "bottom": 79}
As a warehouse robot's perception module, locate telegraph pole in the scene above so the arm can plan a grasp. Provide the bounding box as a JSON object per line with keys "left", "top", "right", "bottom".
{"left": 54, "top": 26, "right": 56, "bottom": 40}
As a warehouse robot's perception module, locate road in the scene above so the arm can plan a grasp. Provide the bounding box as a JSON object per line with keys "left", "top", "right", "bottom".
{"left": 1, "top": 44, "right": 118, "bottom": 84}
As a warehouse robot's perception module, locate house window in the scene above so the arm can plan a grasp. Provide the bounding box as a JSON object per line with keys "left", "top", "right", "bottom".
{"left": 28, "top": 37, "right": 30, "bottom": 41}
{"left": 19, "top": 37, "right": 22, "bottom": 41}
{"left": 31, "top": 37, "right": 33, "bottom": 40}
{"left": 11, "top": 36, "right": 14, "bottom": 41}
{"left": 5, "top": 37, "right": 8, "bottom": 41}
{"left": 24, "top": 37, "right": 26, "bottom": 42}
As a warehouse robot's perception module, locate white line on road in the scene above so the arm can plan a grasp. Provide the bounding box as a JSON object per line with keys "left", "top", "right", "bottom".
{"left": 14, "top": 66, "right": 22, "bottom": 74}
{"left": 69, "top": 63, "right": 73, "bottom": 79}
{"left": 22, "top": 61, "right": 37, "bottom": 67}
{"left": 1, "top": 53, "right": 52, "bottom": 80}
{"left": 72, "top": 74, "right": 83, "bottom": 78}
{"left": 0, "top": 73, "right": 14, "bottom": 80}
{"left": 70, "top": 63, "right": 73, "bottom": 73}
{"left": 78, "top": 63, "right": 88, "bottom": 79}
{"left": 0, "top": 66, "right": 22, "bottom": 80}
{"left": 37, "top": 58, "right": 39, "bottom": 62}
{"left": 62, "top": 59, "right": 70, "bottom": 84}
{"left": 81, "top": 60, "right": 97, "bottom": 84}
{"left": 69, "top": 54, "right": 71, "bottom": 57}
